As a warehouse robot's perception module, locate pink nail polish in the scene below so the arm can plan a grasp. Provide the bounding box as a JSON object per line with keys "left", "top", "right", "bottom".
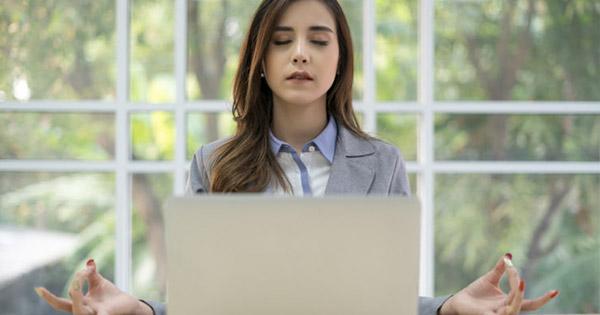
{"left": 549, "top": 290, "right": 559, "bottom": 298}
{"left": 504, "top": 253, "right": 513, "bottom": 260}
{"left": 86, "top": 259, "right": 95, "bottom": 266}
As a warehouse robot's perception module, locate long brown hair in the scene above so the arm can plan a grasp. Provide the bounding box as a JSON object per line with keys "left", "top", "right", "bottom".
{"left": 209, "top": 0, "right": 368, "bottom": 192}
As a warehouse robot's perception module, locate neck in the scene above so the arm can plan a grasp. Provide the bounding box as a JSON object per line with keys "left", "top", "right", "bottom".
{"left": 271, "top": 95, "right": 328, "bottom": 153}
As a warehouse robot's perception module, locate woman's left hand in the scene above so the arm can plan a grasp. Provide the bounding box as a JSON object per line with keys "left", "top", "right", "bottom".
{"left": 439, "top": 254, "right": 559, "bottom": 315}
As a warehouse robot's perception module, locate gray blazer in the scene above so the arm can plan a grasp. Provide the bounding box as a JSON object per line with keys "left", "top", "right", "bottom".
{"left": 146, "top": 125, "right": 450, "bottom": 315}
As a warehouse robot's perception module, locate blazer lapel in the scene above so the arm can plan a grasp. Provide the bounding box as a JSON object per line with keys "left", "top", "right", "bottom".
{"left": 325, "top": 126, "right": 376, "bottom": 194}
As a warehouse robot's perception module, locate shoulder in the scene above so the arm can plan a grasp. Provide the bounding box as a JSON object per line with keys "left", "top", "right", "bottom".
{"left": 192, "top": 137, "right": 232, "bottom": 165}
{"left": 187, "top": 137, "right": 233, "bottom": 194}
{"left": 368, "top": 137, "right": 404, "bottom": 161}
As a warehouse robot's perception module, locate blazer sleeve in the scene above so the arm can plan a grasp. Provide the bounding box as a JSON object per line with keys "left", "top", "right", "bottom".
{"left": 419, "top": 295, "right": 452, "bottom": 315}
{"left": 185, "top": 145, "right": 210, "bottom": 195}
{"left": 140, "top": 300, "right": 166, "bottom": 315}
{"left": 388, "top": 149, "right": 411, "bottom": 196}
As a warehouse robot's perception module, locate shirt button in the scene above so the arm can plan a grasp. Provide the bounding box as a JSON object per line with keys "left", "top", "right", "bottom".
{"left": 308, "top": 145, "right": 316, "bottom": 152}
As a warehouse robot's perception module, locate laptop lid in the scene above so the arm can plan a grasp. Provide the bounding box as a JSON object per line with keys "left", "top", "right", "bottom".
{"left": 164, "top": 195, "right": 420, "bottom": 315}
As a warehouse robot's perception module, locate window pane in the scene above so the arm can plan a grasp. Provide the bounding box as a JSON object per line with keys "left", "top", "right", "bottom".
{"left": 435, "top": 0, "right": 600, "bottom": 101}
{"left": 0, "top": 172, "right": 115, "bottom": 314}
{"left": 186, "top": 0, "right": 261, "bottom": 100}
{"left": 131, "top": 173, "right": 172, "bottom": 302}
{"left": 131, "top": 112, "right": 175, "bottom": 161}
{"left": 0, "top": 112, "right": 115, "bottom": 160}
{"left": 187, "top": 112, "right": 236, "bottom": 159}
{"left": 130, "top": 0, "right": 175, "bottom": 103}
{"left": 0, "top": 1, "right": 115, "bottom": 100}
{"left": 435, "top": 114, "right": 600, "bottom": 161}
{"left": 339, "top": 0, "right": 363, "bottom": 100}
{"left": 435, "top": 174, "right": 599, "bottom": 313}
{"left": 376, "top": 0, "right": 417, "bottom": 101}
{"left": 407, "top": 173, "right": 417, "bottom": 196}
{"left": 376, "top": 114, "right": 417, "bottom": 161}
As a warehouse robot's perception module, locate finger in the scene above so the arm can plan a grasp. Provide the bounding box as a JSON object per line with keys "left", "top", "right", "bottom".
{"left": 521, "top": 290, "right": 560, "bottom": 311}
{"left": 504, "top": 265, "right": 520, "bottom": 306}
{"left": 69, "top": 266, "right": 96, "bottom": 315}
{"left": 35, "top": 287, "right": 73, "bottom": 313}
{"left": 85, "top": 258, "right": 105, "bottom": 289}
{"left": 485, "top": 253, "right": 512, "bottom": 286}
{"left": 507, "top": 279, "right": 525, "bottom": 315}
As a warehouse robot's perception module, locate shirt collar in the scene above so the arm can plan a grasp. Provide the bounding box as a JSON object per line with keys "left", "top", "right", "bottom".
{"left": 269, "top": 115, "right": 337, "bottom": 163}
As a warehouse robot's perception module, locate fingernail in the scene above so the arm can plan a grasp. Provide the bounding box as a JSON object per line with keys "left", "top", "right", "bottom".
{"left": 86, "top": 259, "right": 95, "bottom": 267}
{"left": 549, "top": 290, "right": 559, "bottom": 298}
{"left": 34, "top": 287, "right": 43, "bottom": 297}
{"left": 504, "top": 253, "right": 513, "bottom": 260}
{"left": 503, "top": 256, "right": 514, "bottom": 268}
{"left": 519, "top": 280, "right": 525, "bottom": 292}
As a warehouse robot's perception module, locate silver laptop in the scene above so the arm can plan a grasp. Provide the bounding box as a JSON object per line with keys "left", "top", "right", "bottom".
{"left": 164, "top": 196, "right": 420, "bottom": 315}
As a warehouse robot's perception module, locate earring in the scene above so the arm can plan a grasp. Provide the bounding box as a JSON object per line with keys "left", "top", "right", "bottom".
{"left": 260, "top": 72, "right": 265, "bottom": 78}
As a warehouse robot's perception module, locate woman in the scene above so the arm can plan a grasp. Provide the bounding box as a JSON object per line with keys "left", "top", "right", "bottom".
{"left": 36, "top": 0, "right": 559, "bottom": 314}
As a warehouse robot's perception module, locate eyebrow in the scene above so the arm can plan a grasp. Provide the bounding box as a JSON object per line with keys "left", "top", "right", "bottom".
{"left": 274, "top": 25, "right": 334, "bottom": 33}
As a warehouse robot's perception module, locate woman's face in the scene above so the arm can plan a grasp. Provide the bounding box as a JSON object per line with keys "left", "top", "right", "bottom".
{"left": 264, "top": 0, "right": 340, "bottom": 107}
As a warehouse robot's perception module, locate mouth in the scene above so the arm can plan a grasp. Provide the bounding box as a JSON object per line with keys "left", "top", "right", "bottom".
{"left": 286, "top": 71, "right": 313, "bottom": 81}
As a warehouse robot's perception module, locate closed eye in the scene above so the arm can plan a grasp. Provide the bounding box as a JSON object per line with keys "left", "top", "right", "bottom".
{"left": 274, "top": 40, "right": 292, "bottom": 45}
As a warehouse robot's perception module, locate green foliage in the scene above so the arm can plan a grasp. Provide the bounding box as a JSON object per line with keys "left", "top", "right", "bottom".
{"left": 435, "top": 174, "right": 600, "bottom": 313}
{"left": 0, "top": 113, "right": 114, "bottom": 160}
{"left": 375, "top": 114, "right": 417, "bottom": 160}
{"left": 375, "top": 0, "right": 417, "bottom": 101}
{"left": 131, "top": 112, "right": 175, "bottom": 160}
{"left": 0, "top": 0, "right": 115, "bottom": 100}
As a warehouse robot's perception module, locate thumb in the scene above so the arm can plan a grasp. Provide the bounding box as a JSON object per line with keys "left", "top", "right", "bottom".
{"left": 85, "top": 259, "right": 105, "bottom": 288}
{"left": 483, "top": 253, "right": 512, "bottom": 286}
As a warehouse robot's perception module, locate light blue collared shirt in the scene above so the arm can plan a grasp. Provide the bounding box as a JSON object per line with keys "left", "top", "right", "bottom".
{"left": 269, "top": 116, "right": 337, "bottom": 196}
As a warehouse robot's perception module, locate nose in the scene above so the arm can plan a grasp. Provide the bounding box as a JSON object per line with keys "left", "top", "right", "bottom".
{"left": 291, "top": 40, "right": 309, "bottom": 64}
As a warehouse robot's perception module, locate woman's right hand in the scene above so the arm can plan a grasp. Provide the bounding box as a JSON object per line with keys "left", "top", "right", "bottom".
{"left": 35, "top": 259, "right": 154, "bottom": 315}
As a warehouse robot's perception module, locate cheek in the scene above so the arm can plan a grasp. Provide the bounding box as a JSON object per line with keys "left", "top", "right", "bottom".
{"left": 320, "top": 50, "right": 339, "bottom": 83}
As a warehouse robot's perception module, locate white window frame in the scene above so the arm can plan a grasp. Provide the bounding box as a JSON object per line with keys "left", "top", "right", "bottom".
{"left": 1, "top": 0, "right": 599, "bottom": 296}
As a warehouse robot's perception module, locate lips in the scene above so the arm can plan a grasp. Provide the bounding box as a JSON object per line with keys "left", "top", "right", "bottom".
{"left": 286, "top": 71, "right": 313, "bottom": 80}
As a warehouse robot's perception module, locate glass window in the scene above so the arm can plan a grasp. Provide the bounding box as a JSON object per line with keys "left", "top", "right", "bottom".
{"left": 131, "top": 111, "right": 175, "bottom": 161}
{"left": 375, "top": 0, "right": 417, "bottom": 101}
{"left": 131, "top": 173, "right": 173, "bottom": 302}
{"left": 435, "top": 0, "right": 600, "bottom": 101}
{"left": 435, "top": 114, "right": 600, "bottom": 161}
{"left": 130, "top": 0, "right": 175, "bottom": 103}
{"left": 0, "top": 112, "right": 115, "bottom": 160}
{"left": 0, "top": 1, "right": 115, "bottom": 100}
{"left": 435, "top": 174, "right": 599, "bottom": 313}
{"left": 0, "top": 172, "right": 115, "bottom": 314}
{"left": 376, "top": 113, "right": 418, "bottom": 161}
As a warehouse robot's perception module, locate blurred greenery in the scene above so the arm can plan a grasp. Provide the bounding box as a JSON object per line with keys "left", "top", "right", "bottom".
{"left": 130, "top": 0, "right": 175, "bottom": 103}
{"left": 375, "top": 0, "right": 417, "bottom": 101}
{"left": 131, "top": 111, "right": 175, "bottom": 160}
{"left": 0, "top": 0, "right": 115, "bottom": 100}
{"left": 1, "top": 0, "right": 599, "bottom": 314}
{"left": 435, "top": 174, "right": 599, "bottom": 313}
{"left": 435, "top": 114, "right": 600, "bottom": 161}
{"left": 375, "top": 114, "right": 418, "bottom": 160}
{"left": 0, "top": 113, "right": 114, "bottom": 160}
